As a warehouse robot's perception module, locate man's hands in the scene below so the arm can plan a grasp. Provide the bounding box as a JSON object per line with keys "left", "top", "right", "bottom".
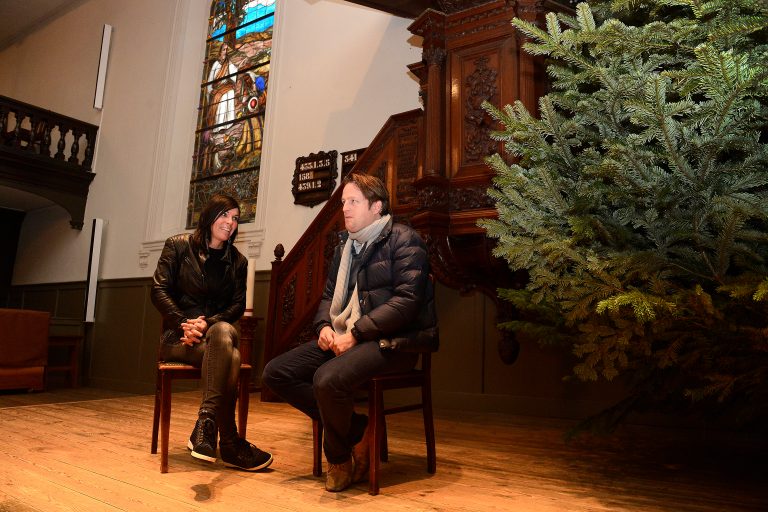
{"left": 317, "top": 325, "right": 357, "bottom": 356}
{"left": 180, "top": 316, "right": 208, "bottom": 346}
{"left": 317, "top": 325, "right": 334, "bottom": 351}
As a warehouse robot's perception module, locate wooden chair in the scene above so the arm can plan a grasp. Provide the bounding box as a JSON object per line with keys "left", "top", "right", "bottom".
{"left": 150, "top": 318, "right": 255, "bottom": 473}
{"left": 312, "top": 350, "right": 436, "bottom": 495}
{"left": 46, "top": 335, "right": 82, "bottom": 387}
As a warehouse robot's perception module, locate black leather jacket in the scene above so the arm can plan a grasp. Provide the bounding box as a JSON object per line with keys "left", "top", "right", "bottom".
{"left": 313, "top": 218, "right": 439, "bottom": 352}
{"left": 151, "top": 233, "right": 247, "bottom": 344}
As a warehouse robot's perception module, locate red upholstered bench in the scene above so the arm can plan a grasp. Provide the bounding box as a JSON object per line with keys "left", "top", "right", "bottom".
{"left": 0, "top": 308, "right": 50, "bottom": 391}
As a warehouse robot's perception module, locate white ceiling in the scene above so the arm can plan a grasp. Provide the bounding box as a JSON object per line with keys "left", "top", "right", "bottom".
{"left": 0, "top": 0, "right": 85, "bottom": 51}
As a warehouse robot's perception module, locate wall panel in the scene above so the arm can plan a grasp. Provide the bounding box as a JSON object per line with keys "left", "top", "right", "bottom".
{"left": 8, "top": 273, "right": 629, "bottom": 420}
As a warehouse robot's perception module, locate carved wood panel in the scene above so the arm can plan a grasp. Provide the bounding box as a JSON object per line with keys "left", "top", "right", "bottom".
{"left": 449, "top": 36, "right": 517, "bottom": 179}
{"left": 394, "top": 116, "right": 421, "bottom": 207}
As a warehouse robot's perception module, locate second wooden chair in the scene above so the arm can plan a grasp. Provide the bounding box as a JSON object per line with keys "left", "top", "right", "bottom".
{"left": 150, "top": 319, "right": 255, "bottom": 473}
{"left": 312, "top": 350, "right": 436, "bottom": 495}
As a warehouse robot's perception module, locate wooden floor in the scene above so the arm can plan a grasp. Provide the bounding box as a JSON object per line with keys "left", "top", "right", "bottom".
{"left": 1, "top": 388, "right": 766, "bottom": 512}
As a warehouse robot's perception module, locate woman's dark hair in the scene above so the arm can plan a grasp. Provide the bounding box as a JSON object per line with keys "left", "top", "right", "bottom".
{"left": 342, "top": 173, "right": 390, "bottom": 215}
{"left": 191, "top": 193, "right": 240, "bottom": 249}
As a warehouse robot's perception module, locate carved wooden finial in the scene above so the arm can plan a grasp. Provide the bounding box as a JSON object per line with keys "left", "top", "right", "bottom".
{"left": 274, "top": 243, "right": 285, "bottom": 261}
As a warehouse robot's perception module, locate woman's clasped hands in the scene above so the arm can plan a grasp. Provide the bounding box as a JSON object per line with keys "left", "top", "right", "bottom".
{"left": 181, "top": 315, "right": 208, "bottom": 346}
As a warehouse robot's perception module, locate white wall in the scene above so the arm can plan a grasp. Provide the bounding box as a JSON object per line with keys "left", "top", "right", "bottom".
{"left": 2, "top": 0, "right": 421, "bottom": 285}
{"left": 256, "top": 0, "right": 422, "bottom": 266}
{"left": 2, "top": 0, "right": 188, "bottom": 283}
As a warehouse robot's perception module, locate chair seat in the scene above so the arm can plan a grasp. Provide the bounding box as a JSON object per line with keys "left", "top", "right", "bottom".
{"left": 157, "top": 362, "right": 198, "bottom": 374}
{"left": 157, "top": 362, "right": 252, "bottom": 375}
{"left": 158, "top": 361, "right": 196, "bottom": 367}
{"left": 370, "top": 369, "right": 425, "bottom": 389}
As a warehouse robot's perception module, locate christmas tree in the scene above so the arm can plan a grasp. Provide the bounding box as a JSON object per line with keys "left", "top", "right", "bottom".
{"left": 482, "top": 0, "right": 768, "bottom": 433}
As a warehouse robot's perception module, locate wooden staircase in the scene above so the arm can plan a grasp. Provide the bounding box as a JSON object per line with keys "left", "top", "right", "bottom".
{"left": 262, "top": 109, "right": 423, "bottom": 399}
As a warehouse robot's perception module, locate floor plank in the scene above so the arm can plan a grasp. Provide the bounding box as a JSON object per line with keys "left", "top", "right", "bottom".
{"left": 1, "top": 388, "right": 766, "bottom": 511}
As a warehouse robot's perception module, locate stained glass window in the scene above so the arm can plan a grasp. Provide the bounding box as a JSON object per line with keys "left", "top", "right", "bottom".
{"left": 187, "top": 0, "right": 276, "bottom": 228}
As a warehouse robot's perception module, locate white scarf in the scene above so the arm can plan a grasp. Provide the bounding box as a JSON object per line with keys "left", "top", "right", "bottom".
{"left": 329, "top": 214, "right": 391, "bottom": 335}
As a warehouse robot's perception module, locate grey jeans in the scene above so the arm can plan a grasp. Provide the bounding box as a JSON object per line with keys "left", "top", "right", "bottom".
{"left": 159, "top": 321, "right": 241, "bottom": 443}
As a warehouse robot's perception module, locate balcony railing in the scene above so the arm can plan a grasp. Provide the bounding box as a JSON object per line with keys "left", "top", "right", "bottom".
{"left": 0, "top": 95, "right": 98, "bottom": 229}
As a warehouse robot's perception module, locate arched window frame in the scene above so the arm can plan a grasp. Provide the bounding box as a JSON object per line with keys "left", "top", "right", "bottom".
{"left": 187, "top": 0, "right": 275, "bottom": 228}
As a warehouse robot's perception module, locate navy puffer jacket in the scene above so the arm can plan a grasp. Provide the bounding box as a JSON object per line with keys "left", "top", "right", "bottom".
{"left": 313, "top": 218, "right": 438, "bottom": 352}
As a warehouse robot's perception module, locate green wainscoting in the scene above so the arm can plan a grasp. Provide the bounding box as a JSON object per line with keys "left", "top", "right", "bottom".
{"left": 8, "top": 272, "right": 629, "bottom": 420}
{"left": 7, "top": 272, "right": 272, "bottom": 394}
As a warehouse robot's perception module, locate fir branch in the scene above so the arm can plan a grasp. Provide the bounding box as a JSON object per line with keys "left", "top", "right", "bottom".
{"left": 754, "top": 279, "right": 768, "bottom": 301}
{"left": 596, "top": 290, "right": 678, "bottom": 322}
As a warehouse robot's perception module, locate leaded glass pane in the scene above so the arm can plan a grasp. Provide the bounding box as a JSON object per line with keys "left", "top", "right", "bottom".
{"left": 188, "top": 0, "right": 275, "bottom": 228}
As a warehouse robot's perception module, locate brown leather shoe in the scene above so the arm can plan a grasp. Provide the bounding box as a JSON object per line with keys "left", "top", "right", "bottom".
{"left": 325, "top": 458, "right": 353, "bottom": 492}
{"left": 351, "top": 426, "right": 370, "bottom": 483}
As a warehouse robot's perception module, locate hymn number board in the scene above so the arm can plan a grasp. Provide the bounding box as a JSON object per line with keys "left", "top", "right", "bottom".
{"left": 292, "top": 150, "right": 338, "bottom": 207}
{"left": 340, "top": 148, "right": 366, "bottom": 178}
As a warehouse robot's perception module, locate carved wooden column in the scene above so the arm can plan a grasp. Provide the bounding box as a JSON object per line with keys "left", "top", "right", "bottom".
{"left": 422, "top": 48, "right": 446, "bottom": 178}
{"left": 409, "top": 10, "right": 446, "bottom": 179}
{"left": 261, "top": 243, "right": 284, "bottom": 401}
{"left": 516, "top": 0, "right": 548, "bottom": 114}
{"left": 408, "top": 9, "right": 451, "bottom": 292}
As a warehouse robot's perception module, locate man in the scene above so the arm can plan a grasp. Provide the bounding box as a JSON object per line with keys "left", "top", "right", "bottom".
{"left": 262, "top": 173, "right": 438, "bottom": 492}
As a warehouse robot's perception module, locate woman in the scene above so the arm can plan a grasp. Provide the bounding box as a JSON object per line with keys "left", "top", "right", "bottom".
{"left": 151, "top": 193, "right": 272, "bottom": 471}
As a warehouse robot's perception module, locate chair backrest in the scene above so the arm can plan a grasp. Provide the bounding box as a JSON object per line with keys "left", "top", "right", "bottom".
{"left": 238, "top": 316, "right": 256, "bottom": 365}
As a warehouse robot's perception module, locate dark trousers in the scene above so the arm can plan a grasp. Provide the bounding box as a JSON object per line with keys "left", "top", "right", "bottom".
{"left": 159, "top": 322, "right": 241, "bottom": 443}
{"left": 262, "top": 340, "right": 418, "bottom": 464}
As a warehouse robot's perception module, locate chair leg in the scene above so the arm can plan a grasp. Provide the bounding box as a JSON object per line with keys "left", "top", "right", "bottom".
{"left": 237, "top": 367, "right": 251, "bottom": 438}
{"left": 160, "top": 372, "right": 172, "bottom": 473}
{"left": 151, "top": 370, "right": 161, "bottom": 454}
{"left": 368, "top": 381, "right": 383, "bottom": 496}
{"left": 380, "top": 420, "right": 388, "bottom": 462}
{"left": 423, "top": 380, "right": 436, "bottom": 474}
{"left": 312, "top": 419, "right": 323, "bottom": 477}
{"left": 69, "top": 338, "right": 80, "bottom": 387}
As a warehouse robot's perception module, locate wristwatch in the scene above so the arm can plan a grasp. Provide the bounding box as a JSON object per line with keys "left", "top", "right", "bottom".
{"left": 350, "top": 326, "right": 361, "bottom": 341}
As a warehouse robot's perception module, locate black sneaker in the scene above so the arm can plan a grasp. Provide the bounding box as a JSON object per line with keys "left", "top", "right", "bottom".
{"left": 187, "top": 416, "right": 217, "bottom": 462}
{"left": 220, "top": 437, "right": 273, "bottom": 471}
